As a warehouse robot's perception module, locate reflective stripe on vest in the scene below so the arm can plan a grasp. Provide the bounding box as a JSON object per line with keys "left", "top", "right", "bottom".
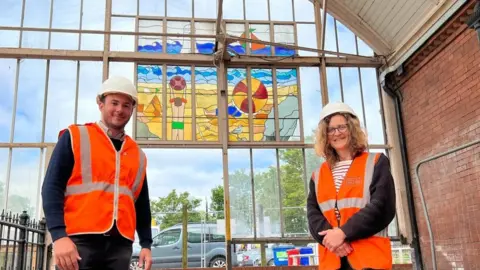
{"left": 312, "top": 153, "right": 388, "bottom": 237}
{"left": 65, "top": 125, "right": 146, "bottom": 203}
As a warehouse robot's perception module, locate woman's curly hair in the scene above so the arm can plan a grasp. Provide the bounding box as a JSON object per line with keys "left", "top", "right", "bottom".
{"left": 314, "top": 112, "right": 368, "bottom": 168}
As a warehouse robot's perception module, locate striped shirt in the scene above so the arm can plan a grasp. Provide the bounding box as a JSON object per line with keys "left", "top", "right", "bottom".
{"left": 332, "top": 160, "right": 353, "bottom": 221}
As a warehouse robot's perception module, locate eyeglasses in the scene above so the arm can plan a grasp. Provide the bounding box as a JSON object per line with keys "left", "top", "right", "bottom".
{"left": 327, "top": 124, "right": 348, "bottom": 135}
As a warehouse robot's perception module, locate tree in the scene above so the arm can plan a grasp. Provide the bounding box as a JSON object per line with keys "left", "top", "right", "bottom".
{"left": 150, "top": 189, "right": 203, "bottom": 230}
{"left": 210, "top": 185, "right": 224, "bottom": 219}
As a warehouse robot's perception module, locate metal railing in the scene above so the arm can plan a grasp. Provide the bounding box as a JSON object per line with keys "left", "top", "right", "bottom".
{"left": 0, "top": 210, "right": 51, "bottom": 270}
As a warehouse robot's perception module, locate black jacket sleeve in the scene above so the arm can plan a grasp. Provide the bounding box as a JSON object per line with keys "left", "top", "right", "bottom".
{"left": 135, "top": 176, "right": 153, "bottom": 249}
{"left": 340, "top": 153, "right": 396, "bottom": 242}
{"left": 41, "top": 130, "right": 74, "bottom": 242}
{"left": 307, "top": 176, "right": 333, "bottom": 245}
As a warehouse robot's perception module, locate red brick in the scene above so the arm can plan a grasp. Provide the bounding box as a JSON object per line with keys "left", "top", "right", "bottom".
{"left": 400, "top": 25, "right": 480, "bottom": 269}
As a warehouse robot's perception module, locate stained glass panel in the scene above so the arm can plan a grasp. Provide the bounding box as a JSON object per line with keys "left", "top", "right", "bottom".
{"left": 226, "top": 23, "right": 246, "bottom": 55}
{"left": 276, "top": 69, "right": 300, "bottom": 141}
{"left": 166, "top": 66, "right": 193, "bottom": 140}
{"left": 138, "top": 20, "right": 163, "bottom": 53}
{"left": 166, "top": 21, "right": 191, "bottom": 54}
{"left": 274, "top": 25, "right": 295, "bottom": 56}
{"left": 251, "top": 69, "right": 274, "bottom": 142}
{"left": 249, "top": 24, "right": 271, "bottom": 56}
{"left": 195, "top": 22, "right": 215, "bottom": 55}
{"left": 227, "top": 68, "right": 249, "bottom": 141}
{"left": 137, "top": 64, "right": 164, "bottom": 140}
{"left": 195, "top": 67, "right": 218, "bottom": 141}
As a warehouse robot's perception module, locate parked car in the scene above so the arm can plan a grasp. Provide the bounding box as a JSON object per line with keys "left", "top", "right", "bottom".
{"left": 130, "top": 223, "right": 238, "bottom": 269}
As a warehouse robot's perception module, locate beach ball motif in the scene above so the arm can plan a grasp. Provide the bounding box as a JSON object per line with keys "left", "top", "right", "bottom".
{"left": 232, "top": 78, "right": 268, "bottom": 114}
{"left": 169, "top": 76, "right": 187, "bottom": 90}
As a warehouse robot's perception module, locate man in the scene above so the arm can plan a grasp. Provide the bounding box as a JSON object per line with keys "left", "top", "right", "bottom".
{"left": 41, "top": 76, "right": 153, "bottom": 270}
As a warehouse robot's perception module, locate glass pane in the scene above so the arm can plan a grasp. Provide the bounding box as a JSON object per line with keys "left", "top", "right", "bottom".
{"left": 223, "top": 0, "right": 244, "bottom": 20}
{"left": 195, "top": 67, "right": 218, "bottom": 141}
{"left": 337, "top": 20, "right": 356, "bottom": 55}
{"left": 109, "top": 62, "right": 135, "bottom": 137}
{"left": 249, "top": 24, "right": 271, "bottom": 56}
{"left": 0, "top": 59, "right": 16, "bottom": 142}
{"left": 326, "top": 67, "right": 341, "bottom": 103}
{"left": 294, "top": 0, "right": 314, "bottom": 22}
{"left": 50, "top": 33, "right": 79, "bottom": 50}
{"left": 324, "top": 14, "right": 337, "bottom": 55}
{"left": 13, "top": 60, "right": 47, "bottom": 143}
{"left": 357, "top": 37, "right": 374, "bottom": 56}
{"left": 194, "top": 0, "right": 216, "bottom": 19}
{"left": 145, "top": 149, "right": 223, "bottom": 229}
{"left": 139, "top": 0, "right": 165, "bottom": 17}
{"left": 80, "top": 34, "right": 104, "bottom": 51}
{"left": 0, "top": 149, "right": 7, "bottom": 207}
{"left": 137, "top": 64, "right": 164, "bottom": 140}
{"left": 138, "top": 20, "right": 164, "bottom": 53}
{"left": 166, "top": 66, "right": 192, "bottom": 140}
{"left": 23, "top": 0, "right": 51, "bottom": 28}
{"left": 276, "top": 69, "right": 300, "bottom": 141}
{"left": 166, "top": 21, "right": 192, "bottom": 54}
{"left": 297, "top": 23, "right": 317, "bottom": 56}
{"left": 305, "top": 148, "right": 324, "bottom": 180}
{"left": 21, "top": 32, "right": 49, "bottom": 49}
{"left": 0, "top": 0, "right": 22, "bottom": 27}
{"left": 0, "top": 31, "right": 20, "bottom": 48}
{"left": 8, "top": 149, "right": 42, "bottom": 218}
{"left": 195, "top": 22, "right": 215, "bottom": 55}
{"left": 300, "top": 67, "right": 321, "bottom": 142}
{"left": 361, "top": 68, "right": 385, "bottom": 144}
{"left": 341, "top": 67, "right": 365, "bottom": 128}
{"left": 270, "top": 0, "right": 293, "bottom": 21}
{"left": 51, "top": 0, "right": 81, "bottom": 29}
{"left": 77, "top": 61, "right": 103, "bottom": 124}
{"left": 167, "top": 0, "right": 192, "bottom": 18}
{"left": 228, "top": 149, "right": 253, "bottom": 238}
{"left": 227, "top": 68, "right": 249, "bottom": 141}
{"left": 279, "top": 149, "right": 307, "bottom": 236}
{"left": 112, "top": 0, "right": 137, "bottom": 15}
{"left": 111, "top": 17, "right": 136, "bottom": 52}
{"left": 82, "top": 0, "right": 106, "bottom": 30}
{"left": 253, "top": 149, "right": 280, "bottom": 237}
{"left": 273, "top": 24, "right": 295, "bottom": 57}
{"left": 44, "top": 61, "right": 77, "bottom": 143}
{"left": 226, "top": 23, "right": 246, "bottom": 55}
{"left": 245, "top": 0, "right": 268, "bottom": 21}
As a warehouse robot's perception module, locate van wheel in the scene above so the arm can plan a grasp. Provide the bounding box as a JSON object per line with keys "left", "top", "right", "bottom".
{"left": 210, "top": 257, "right": 226, "bottom": 268}
{"left": 130, "top": 258, "right": 142, "bottom": 270}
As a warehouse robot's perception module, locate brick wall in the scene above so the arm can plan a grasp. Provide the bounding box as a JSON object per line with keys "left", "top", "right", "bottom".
{"left": 399, "top": 24, "right": 480, "bottom": 269}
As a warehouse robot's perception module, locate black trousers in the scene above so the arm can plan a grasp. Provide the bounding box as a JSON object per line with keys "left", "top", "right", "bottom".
{"left": 57, "top": 234, "right": 133, "bottom": 270}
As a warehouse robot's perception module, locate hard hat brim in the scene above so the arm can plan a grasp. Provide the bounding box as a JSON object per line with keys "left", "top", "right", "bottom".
{"left": 98, "top": 90, "right": 138, "bottom": 104}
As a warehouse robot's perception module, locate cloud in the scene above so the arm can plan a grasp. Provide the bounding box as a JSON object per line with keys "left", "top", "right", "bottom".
{"left": 0, "top": 0, "right": 387, "bottom": 220}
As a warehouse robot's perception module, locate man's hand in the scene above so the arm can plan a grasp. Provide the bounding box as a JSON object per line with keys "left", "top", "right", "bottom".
{"left": 139, "top": 248, "right": 152, "bottom": 270}
{"left": 333, "top": 242, "right": 353, "bottom": 257}
{"left": 319, "top": 228, "right": 347, "bottom": 252}
{"left": 53, "top": 237, "right": 81, "bottom": 270}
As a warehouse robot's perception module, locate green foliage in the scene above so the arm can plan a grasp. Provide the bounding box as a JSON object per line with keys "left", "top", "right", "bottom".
{"left": 150, "top": 189, "right": 203, "bottom": 230}
{"left": 210, "top": 185, "right": 224, "bottom": 219}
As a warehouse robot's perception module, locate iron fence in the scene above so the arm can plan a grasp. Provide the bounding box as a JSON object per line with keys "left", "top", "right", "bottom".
{"left": 0, "top": 210, "right": 51, "bottom": 270}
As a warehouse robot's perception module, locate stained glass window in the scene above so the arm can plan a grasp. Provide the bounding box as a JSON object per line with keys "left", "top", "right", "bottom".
{"left": 195, "top": 22, "right": 215, "bottom": 55}
{"left": 250, "top": 68, "right": 274, "bottom": 142}
{"left": 137, "top": 64, "right": 164, "bottom": 140}
{"left": 166, "top": 66, "right": 193, "bottom": 140}
{"left": 227, "top": 68, "right": 249, "bottom": 141}
{"left": 166, "top": 21, "right": 192, "bottom": 54}
{"left": 274, "top": 25, "right": 295, "bottom": 56}
{"left": 195, "top": 67, "right": 218, "bottom": 141}
{"left": 138, "top": 20, "right": 163, "bottom": 53}
{"left": 276, "top": 69, "right": 300, "bottom": 141}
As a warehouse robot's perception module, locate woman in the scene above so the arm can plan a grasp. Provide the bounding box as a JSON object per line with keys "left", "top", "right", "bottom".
{"left": 307, "top": 102, "right": 396, "bottom": 270}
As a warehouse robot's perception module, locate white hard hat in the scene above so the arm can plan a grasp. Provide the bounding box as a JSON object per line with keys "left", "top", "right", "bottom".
{"left": 97, "top": 76, "right": 138, "bottom": 104}
{"left": 318, "top": 102, "right": 358, "bottom": 122}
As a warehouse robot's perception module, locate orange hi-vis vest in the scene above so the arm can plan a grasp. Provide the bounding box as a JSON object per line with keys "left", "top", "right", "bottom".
{"left": 62, "top": 122, "right": 147, "bottom": 241}
{"left": 313, "top": 152, "right": 392, "bottom": 270}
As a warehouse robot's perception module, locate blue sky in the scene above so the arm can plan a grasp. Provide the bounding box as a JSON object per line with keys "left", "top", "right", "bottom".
{"left": 0, "top": 0, "right": 385, "bottom": 221}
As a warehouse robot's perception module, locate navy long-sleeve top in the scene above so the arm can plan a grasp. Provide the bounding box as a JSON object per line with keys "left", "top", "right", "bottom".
{"left": 41, "top": 129, "right": 153, "bottom": 249}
